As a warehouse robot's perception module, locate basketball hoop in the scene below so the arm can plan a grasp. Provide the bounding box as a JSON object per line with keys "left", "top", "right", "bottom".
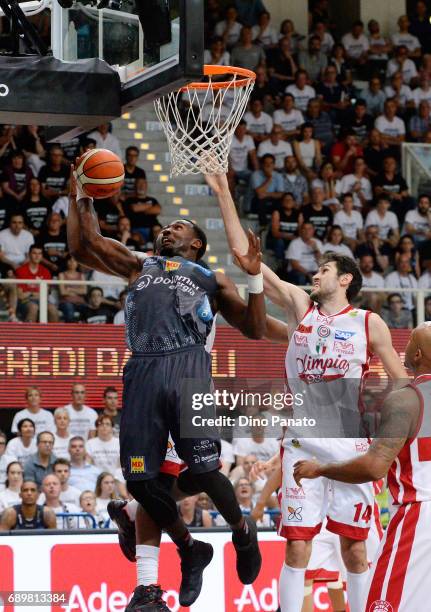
{"left": 154, "top": 64, "right": 256, "bottom": 176}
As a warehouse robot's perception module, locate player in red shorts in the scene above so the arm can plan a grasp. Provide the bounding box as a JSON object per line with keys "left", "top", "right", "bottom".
{"left": 294, "top": 323, "right": 431, "bottom": 612}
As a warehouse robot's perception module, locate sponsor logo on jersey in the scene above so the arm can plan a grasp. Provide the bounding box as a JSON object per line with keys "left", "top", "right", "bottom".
{"left": 143, "top": 257, "right": 158, "bottom": 267}
{"left": 335, "top": 330, "right": 356, "bottom": 341}
{"left": 317, "top": 313, "right": 334, "bottom": 325}
{"left": 291, "top": 439, "right": 301, "bottom": 448}
{"left": 197, "top": 296, "right": 213, "bottom": 322}
{"left": 315, "top": 338, "right": 327, "bottom": 354}
{"left": 287, "top": 506, "right": 302, "bottom": 521}
{"left": 286, "top": 486, "right": 306, "bottom": 499}
{"left": 297, "top": 324, "right": 312, "bottom": 334}
{"left": 333, "top": 340, "right": 354, "bottom": 354}
{"left": 165, "top": 260, "right": 181, "bottom": 272}
{"left": 136, "top": 273, "right": 200, "bottom": 296}
{"left": 355, "top": 441, "right": 369, "bottom": 453}
{"left": 317, "top": 325, "right": 331, "bottom": 338}
{"left": 369, "top": 601, "right": 393, "bottom": 612}
{"left": 296, "top": 355, "right": 350, "bottom": 383}
{"left": 166, "top": 440, "right": 178, "bottom": 459}
{"left": 130, "top": 456, "right": 146, "bottom": 473}
{"left": 348, "top": 309, "right": 359, "bottom": 317}
{"left": 294, "top": 334, "right": 308, "bottom": 347}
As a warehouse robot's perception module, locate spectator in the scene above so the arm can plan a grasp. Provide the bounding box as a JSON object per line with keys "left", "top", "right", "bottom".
{"left": 15, "top": 244, "right": 59, "bottom": 322}
{"left": 179, "top": 495, "right": 213, "bottom": 527}
{"left": 23, "top": 431, "right": 56, "bottom": 488}
{"left": 381, "top": 292, "right": 414, "bottom": 329}
{"left": 52, "top": 408, "right": 72, "bottom": 460}
{"left": 232, "top": 417, "right": 279, "bottom": 463}
{"left": 41, "top": 474, "right": 80, "bottom": 529}
{"left": 342, "top": 100, "right": 373, "bottom": 147}
{"left": 311, "top": 20, "right": 335, "bottom": 56}
{"left": 418, "top": 258, "right": 431, "bottom": 290}
{"left": 425, "top": 296, "right": 431, "bottom": 321}
{"left": 278, "top": 19, "right": 302, "bottom": 55}
{"left": 123, "top": 177, "right": 161, "bottom": 242}
{"left": 365, "top": 196, "right": 400, "bottom": 247}
{"left": 122, "top": 146, "right": 147, "bottom": 200}
{"left": 267, "top": 37, "right": 297, "bottom": 89}
{"left": 385, "top": 254, "right": 418, "bottom": 312}
{"left": 357, "top": 254, "right": 385, "bottom": 312}
{"left": 196, "top": 492, "right": 214, "bottom": 512}
{"left": 282, "top": 155, "right": 309, "bottom": 206}
{"left": 0, "top": 480, "right": 56, "bottom": 530}
{"left": 409, "top": 100, "right": 431, "bottom": 141}
{"left": 37, "top": 212, "right": 68, "bottom": 275}
{"left": 220, "top": 439, "right": 235, "bottom": 476}
{"left": 52, "top": 458, "right": 81, "bottom": 507}
{"left": 234, "top": 0, "right": 267, "bottom": 27}
{"left": 21, "top": 177, "right": 51, "bottom": 237}
{"left": 328, "top": 43, "right": 352, "bottom": 88}
{"left": 360, "top": 76, "right": 386, "bottom": 117}
{"left": 64, "top": 383, "right": 97, "bottom": 440}
{"left": 231, "top": 25, "right": 266, "bottom": 71}
{"left": 87, "top": 124, "right": 122, "bottom": 159}
{"left": 204, "top": 36, "right": 230, "bottom": 66}
{"left": 68, "top": 437, "right": 101, "bottom": 492}
{"left": 1, "top": 150, "right": 33, "bottom": 206}
{"left": 0, "top": 213, "right": 34, "bottom": 270}
{"left": 301, "top": 187, "right": 333, "bottom": 241}
{"left": 78, "top": 490, "right": 103, "bottom": 528}
{"left": 58, "top": 255, "right": 86, "bottom": 322}
{"left": 412, "top": 73, "right": 431, "bottom": 108}
{"left": 0, "top": 125, "right": 17, "bottom": 163}
{"left": 234, "top": 478, "right": 271, "bottom": 527}
{"left": 0, "top": 461, "right": 23, "bottom": 512}
{"left": 11, "top": 387, "right": 55, "bottom": 435}
{"left": 293, "top": 122, "right": 322, "bottom": 181}
{"left": 214, "top": 5, "right": 242, "bottom": 49}
{"left": 285, "top": 222, "right": 322, "bottom": 284}
{"left": 375, "top": 99, "right": 406, "bottom": 154}
{"left": 392, "top": 15, "right": 421, "bottom": 58}
{"left": 90, "top": 268, "right": 124, "bottom": 302}
{"left": 38, "top": 146, "right": 69, "bottom": 203}
{"left": 244, "top": 98, "right": 273, "bottom": 143}
{"left": 386, "top": 45, "right": 418, "bottom": 85}
{"left": 101, "top": 387, "right": 121, "bottom": 436}
{"left": 331, "top": 130, "right": 363, "bottom": 176}
{"left": 311, "top": 162, "right": 340, "bottom": 209}
{"left": 80, "top": 286, "right": 115, "bottom": 324}
{"left": 95, "top": 472, "right": 116, "bottom": 517}
{"left": 251, "top": 10, "right": 277, "bottom": 48}
{"left": 250, "top": 65, "right": 278, "bottom": 108}
{"left": 257, "top": 125, "right": 292, "bottom": 170}
{"left": 113, "top": 290, "right": 126, "bottom": 325}
{"left": 250, "top": 153, "right": 284, "bottom": 223}
{"left": 316, "top": 66, "right": 349, "bottom": 127}
{"left": 404, "top": 194, "right": 431, "bottom": 244}
{"left": 298, "top": 35, "right": 327, "bottom": 83}
{"left": 354, "top": 224, "right": 391, "bottom": 274}
{"left": 93, "top": 192, "right": 124, "bottom": 238}
{"left": 341, "top": 20, "right": 369, "bottom": 70}
{"left": 384, "top": 71, "right": 414, "bottom": 114}
{"left": 115, "top": 216, "right": 142, "bottom": 252}
{"left": 304, "top": 98, "right": 334, "bottom": 152}
{"left": 6, "top": 419, "right": 36, "bottom": 464}
{"left": 373, "top": 156, "right": 413, "bottom": 222}
{"left": 363, "top": 128, "right": 387, "bottom": 178}
{"left": 409, "top": 1, "right": 431, "bottom": 55}
{"left": 395, "top": 234, "right": 421, "bottom": 278}
{"left": 267, "top": 192, "right": 303, "bottom": 261}
{"left": 228, "top": 120, "right": 258, "bottom": 197}
{"left": 333, "top": 193, "right": 364, "bottom": 249}
{"left": 286, "top": 70, "right": 316, "bottom": 113}
{"left": 272, "top": 94, "right": 304, "bottom": 141}
{"left": 0, "top": 431, "right": 9, "bottom": 490}
{"left": 0, "top": 188, "right": 9, "bottom": 232}
{"left": 86, "top": 415, "right": 120, "bottom": 473}
{"left": 339, "top": 156, "right": 373, "bottom": 210}
{"left": 321, "top": 225, "right": 354, "bottom": 258}
{"left": 367, "top": 19, "right": 391, "bottom": 76}
{"left": 15, "top": 125, "right": 46, "bottom": 177}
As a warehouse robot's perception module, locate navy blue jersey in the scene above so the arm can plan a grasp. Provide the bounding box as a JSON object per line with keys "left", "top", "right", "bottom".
{"left": 125, "top": 256, "right": 218, "bottom": 353}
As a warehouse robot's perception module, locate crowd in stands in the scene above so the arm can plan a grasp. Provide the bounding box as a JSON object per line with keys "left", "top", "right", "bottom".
{"left": 0, "top": 385, "right": 279, "bottom": 530}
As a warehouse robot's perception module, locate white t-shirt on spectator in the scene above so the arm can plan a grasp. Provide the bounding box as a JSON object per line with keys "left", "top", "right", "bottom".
{"left": 257, "top": 140, "right": 293, "bottom": 170}
{"left": 375, "top": 114, "right": 406, "bottom": 138}
{"left": 321, "top": 243, "right": 354, "bottom": 258}
{"left": 272, "top": 108, "right": 304, "bottom": 134}
{"left": 11, "top": 408, "right": 55, "bottom": 435}
{"left": 403, "top": 209, "right": 431, "bottom": 235}
{"left": 418, "top": 271, "right": 431, "bottom": 290}
{"left": 339, "top": 174, "right": 372, "bottom": 208}
{"left": 386, "top": 58, "right": 418, "bottom": 84}
{"left": 86, "top": 436, "right": 120, "bottom": 473}
{"left": 333, "top": 209, "right": 364, "bottom": 239}
{"left": 53, "top": 434, "right": 72, "bottom": 460}
{"left": 229, "top": 134, "right": 256, "bottom": 172}
{"left": 232, "top": 437, "right": 280, "bottom": 463}
{"left": 391, "top": 33, "right": 421, "bottom": 53}
{"left": 90, "top": 270, "right": 124, "bottom": 300}
{"left": 385, "top": 271, "right": 418, "bottom": 310}
{"left": 64, "top": 404, "right": 98, "bottom": 439}
{"left": 412, "top": 87, "right": 431, "bottom": 107}
{"left": 365, "top": 210, "right": 399, "bottom": 239}
{"left": 49, "top": 502, "right": 81, "bottom": 530}
{"left": 5, "top": 437, "right": 37, "bottom": 464}
{"left": 203, "top": 49, "right": 230, "bottom": 66}
{"left": 0, "top": 488, "right": 20, "bottom": 512}
{"left": 384, "top": 84, "right": 413, "bottom": 107}
{"left": 221, "top": 439, "right": 235, "bottom": 466}
{"left": 113, "top": 310, "right": 125, "bottom": 325}
{"left": 285, "top": 84, "right": 316, "bottom": 112}
{"left": 0, "top": 228, "right": 34, "bottom": 266}
{"left": 61, "top": 486, "right": 82, "bottom": 507}
{"left": 244, "top": 111, "right": 273, "bottom": 135}
{"left": 214, "top": 20, "right": 242, "bottom": 47}
{"left": 251, "top": 24, "right": 278, "bottom": 47}
{"left": 361, "top": 271, "right": 385, "bottom": 289}
{"left": 286, "top": 237, "right": 323, "bottom": 272}
{"left": 53, "top": 196, "right": 69, "bottom": 218}
{"left": 311, "top": 32, "right": 335, "bottom": 55}
{"left": 341, "top": 33, "right": 369, "bottom": 58}
{"left": 86, "top": 131, "right": 122, "bottom": 160}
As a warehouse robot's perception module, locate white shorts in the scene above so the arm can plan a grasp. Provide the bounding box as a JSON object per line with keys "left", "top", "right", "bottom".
{"left": 279, "top": 438, "right": 374, "bottom": 541}
{"left": 366, "top": 501, "right": 431, "bottom": 612}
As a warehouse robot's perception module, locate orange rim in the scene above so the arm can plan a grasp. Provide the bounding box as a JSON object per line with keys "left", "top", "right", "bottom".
{"left": 180, "top": 64, "right": 256, "bottom": 92}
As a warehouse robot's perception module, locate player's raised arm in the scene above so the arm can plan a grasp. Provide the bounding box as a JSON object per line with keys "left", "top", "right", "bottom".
{"left": 205, "top": 173, "right": 310, "bottom": 323}
{"left": 368, "top": 312, "right": 409, "bottom": 380}
{"left": 293, "top": 385, "right": 419, "bottom": 485}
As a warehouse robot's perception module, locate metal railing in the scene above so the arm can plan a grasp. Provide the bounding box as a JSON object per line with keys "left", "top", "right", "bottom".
{"left": 0, "top": 278, "right": 428, "bottom": 324}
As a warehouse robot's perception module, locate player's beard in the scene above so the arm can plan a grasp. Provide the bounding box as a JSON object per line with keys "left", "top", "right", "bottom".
{"left": 309, "top": 287, "right": 321, "bottom": 303}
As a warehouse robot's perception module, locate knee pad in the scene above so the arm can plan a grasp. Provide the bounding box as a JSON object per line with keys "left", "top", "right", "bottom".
{"left": 127, "top": 477, "right": 178, "bottom": 529}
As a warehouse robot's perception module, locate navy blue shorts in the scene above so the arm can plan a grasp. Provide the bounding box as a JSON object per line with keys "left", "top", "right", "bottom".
{"left": 120, "top": 345, "right": 221, "bottom": 481}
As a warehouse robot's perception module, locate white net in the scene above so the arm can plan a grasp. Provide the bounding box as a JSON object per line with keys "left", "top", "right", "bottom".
{"left": 154, "top": 68, "right": 255, "bottom": 176}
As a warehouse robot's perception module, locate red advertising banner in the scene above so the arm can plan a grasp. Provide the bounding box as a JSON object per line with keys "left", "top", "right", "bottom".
{"left": 0, "top": 324, "right": 412, "bottom": 409}
{"left": 0, "top": 545, "right": 14, "bottom": 612}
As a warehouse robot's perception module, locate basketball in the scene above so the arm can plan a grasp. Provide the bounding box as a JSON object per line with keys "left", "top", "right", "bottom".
{"left": 75, "top": 148, "right": 125, "bottom": 199}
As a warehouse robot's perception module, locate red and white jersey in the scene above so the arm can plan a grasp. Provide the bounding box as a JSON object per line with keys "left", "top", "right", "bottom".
{"left": 286, "top": 303, "right": 371, "bottom": 383}
{"left": 388, "top": 374, "right": 431, "bottom": 505}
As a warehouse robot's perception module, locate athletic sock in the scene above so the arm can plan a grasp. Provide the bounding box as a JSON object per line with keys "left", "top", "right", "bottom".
{"left": 279, "top": 563, "right": 305, "bottom": 612}
{"left": 125, "top": 499, "right": 139, "bottom": 522}
{"left": 346, "top": 570, "right": 369, "bottom": 612}
{"left": 231, "top": 516, "right": 250, "bottom": 546}
{"left": 173, "top": 531, "right": 194, "bottom": 551}
{"left": 136, "top": 545, "right": 160, "bottom": 586}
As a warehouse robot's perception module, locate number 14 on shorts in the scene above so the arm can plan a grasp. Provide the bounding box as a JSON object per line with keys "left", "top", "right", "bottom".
{"left": 353, "top": 503, "right": 372, "bottom": 523}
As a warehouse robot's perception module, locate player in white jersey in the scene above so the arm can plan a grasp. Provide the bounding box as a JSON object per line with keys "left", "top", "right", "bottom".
{"left": 294, "top": 323, "right": 431, "bottom": 612}
{"left": 208, "top": 172, "right": 406, "bottom": 612}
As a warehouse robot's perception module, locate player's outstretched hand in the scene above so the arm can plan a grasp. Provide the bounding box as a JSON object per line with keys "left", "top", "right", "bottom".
{"left": 204, "top": 172, "right": 229, "bottom": 195}
{"left": 250, "top": 459, "right": 271, "bottom": 481}
{"left": 251, "top": 502, "right": 265, "bottom": 523}
{"left": 232, "top": 229, "right": 262, "bottom": 276}
{"left": 293, "top": 459, "right": 322, "bottom": 487}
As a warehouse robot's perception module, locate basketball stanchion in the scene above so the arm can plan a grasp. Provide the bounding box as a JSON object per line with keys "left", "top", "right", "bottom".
{"left": 154, "top": 64, "right": 256, "bottom": 176}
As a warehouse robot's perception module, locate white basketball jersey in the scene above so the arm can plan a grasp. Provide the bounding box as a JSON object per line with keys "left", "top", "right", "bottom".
{"left": 388, "top": 375, "right": 431, "bottom": 505}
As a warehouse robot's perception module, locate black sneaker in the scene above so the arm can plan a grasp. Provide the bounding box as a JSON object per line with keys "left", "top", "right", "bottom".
{"left": 232, "top": 516, "right": 262, "bottom": 584}
{"left": 178, "top": 540, "right": 213, "bottom": 606}
{"left": 125, "top": 585, "right": 170, "bottom": 611}
{"left": 107, "top": 500, "right": 136, "bottom": 562}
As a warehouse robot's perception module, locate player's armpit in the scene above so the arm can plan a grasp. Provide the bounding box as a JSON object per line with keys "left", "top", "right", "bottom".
{"left": 368, "top": 313, "right": 408, "bottom": 381}
{"left": 215, "top": 272, "right": 266, "bottom": 339}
